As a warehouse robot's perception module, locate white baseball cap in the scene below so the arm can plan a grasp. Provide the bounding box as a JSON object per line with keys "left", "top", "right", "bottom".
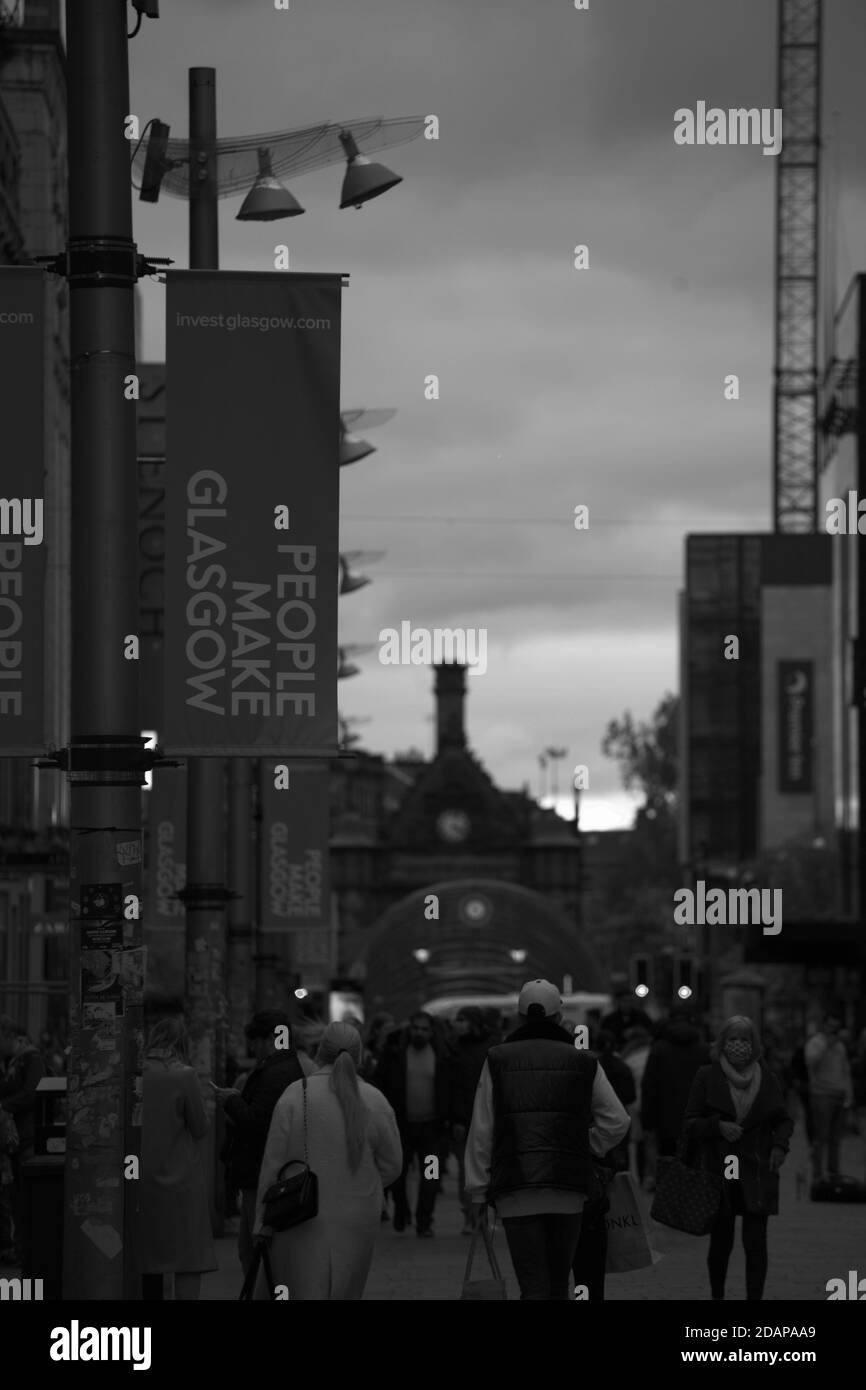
{"left": 518, "top": 979, "right": 562, "bottom": 1019}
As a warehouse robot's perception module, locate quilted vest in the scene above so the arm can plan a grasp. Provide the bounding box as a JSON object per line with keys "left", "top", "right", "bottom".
{"left": 486, "top": 1039, "right": 598, "bottom": 1199}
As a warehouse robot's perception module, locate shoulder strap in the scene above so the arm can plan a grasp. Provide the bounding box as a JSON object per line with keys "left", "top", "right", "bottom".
{"left": 302, "top": 1076, "right": 309, "bottom": 1165}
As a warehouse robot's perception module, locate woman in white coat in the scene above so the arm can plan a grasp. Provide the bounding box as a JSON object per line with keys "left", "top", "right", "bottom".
{"left": 255, "top": 1020, "right": 402, "bottom": 1300}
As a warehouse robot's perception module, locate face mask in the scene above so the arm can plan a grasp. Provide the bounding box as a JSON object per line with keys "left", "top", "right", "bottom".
{"left": 724, "top": 1039, "right": 752, "bottom": 1064}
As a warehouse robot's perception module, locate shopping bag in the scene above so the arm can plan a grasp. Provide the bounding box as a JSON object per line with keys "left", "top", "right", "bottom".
{"left": 460, "top": 1210, "right": 507, "bottom": 1300}
{"left": 604, "top": 1172, "right": 655, "bottom": 1273}
{"left": 650, "top": 1156, "right": 723, "bottom": 1236}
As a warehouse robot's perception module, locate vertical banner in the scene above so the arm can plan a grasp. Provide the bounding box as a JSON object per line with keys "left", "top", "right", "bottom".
{"left": 259, "top": 759, "right": 331, "bottom": 972}
{"left": 778, "top": 660, "right": 814, "bottom": 792}
{"left": 0, "top": 267, "right": 46, "bottom": 752}
{"left": 163, "top": 271, "right": 342, "bottom": 755}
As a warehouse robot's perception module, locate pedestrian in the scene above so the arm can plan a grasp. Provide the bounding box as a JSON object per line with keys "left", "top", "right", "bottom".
{"left": 255, "top": 1021, "right": 402, "bottom": 1300}
{"left": 599, "top": 988, "right": 654, "bottom": 1050}
{"left": 450, "top": 1007, "right": 495, "bottom": 1234}
{"left": 804, "top": 1010, "right": 853, "bottom": 1180}
{"left": 621, "top": 1024, "right": 653, "bottom": 1186}
{"left": 641, "top": 1003, "right": 710, "bottom": 1185}
{"left": 0, "top": 1018, "right": 47, "bottom": 1272}
{"left": 213, "top": 1009, "right": 304, "bottom": 1277}
{"left": 136, "top": 1017, "right": 217, "bottom": 1300}
{"left": 465, "top": 979, "right": 630, "bottom": 1301}
{"left": 570, "top": 1028, "right": 635, "bottom": 1302}
{"left": 377, "top": 1010, "right": 452, "bottom": 1236}
{"left": 684, "top": 1015, "right": 793, "bottom": 1302}
{"left": 788, "top": 1040, "right": 815, "bottom": 1148}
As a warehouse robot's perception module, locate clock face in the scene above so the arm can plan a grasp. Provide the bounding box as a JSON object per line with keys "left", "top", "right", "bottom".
{"left": 436, "top": 809, "right": 470, "bottom": 843}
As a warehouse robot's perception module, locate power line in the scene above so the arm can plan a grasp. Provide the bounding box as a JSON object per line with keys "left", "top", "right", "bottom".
{"left": 342, "top": 513, "right": 768, "bottom": 528}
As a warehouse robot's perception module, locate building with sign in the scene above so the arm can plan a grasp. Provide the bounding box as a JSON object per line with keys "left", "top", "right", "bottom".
{"left": 679, "top": 529, "right": 864, "bottom": 1035}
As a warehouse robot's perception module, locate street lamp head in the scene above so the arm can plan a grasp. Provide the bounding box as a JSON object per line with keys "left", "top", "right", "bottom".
{"left": 413, "top": 949, "right": 430, "bottom": 964}
{"left": 339, "top": 422, "right": 376, "bottom": 467}
{"left": 509, "top": 949, "right": 527, "bottom": 964}
{"left": 338, "top": 129, "right": 402, "bottom": 209}
{"left": 338, "top": 647, "right": 361, "bottom": 680}
{"left": 237, "top": 147, "right": 305, "bottom": 221}
{"left": 340, "top": 569, "right": 370, "bottom": 596}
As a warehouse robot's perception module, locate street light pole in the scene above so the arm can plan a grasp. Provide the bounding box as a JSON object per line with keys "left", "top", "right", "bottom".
{"left": 62, "top": 0, "right": 144, "bottom": 1300}
{"left": 178, "top": 67, "right": 230, "bottom": 1230}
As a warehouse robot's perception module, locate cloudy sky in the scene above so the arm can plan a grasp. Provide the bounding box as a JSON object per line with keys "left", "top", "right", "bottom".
{"left": 128, "top": 0, "right": 866, "bottom": 828}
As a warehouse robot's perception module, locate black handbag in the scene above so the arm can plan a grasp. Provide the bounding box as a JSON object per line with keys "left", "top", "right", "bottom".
{"left": 261, "top": 1077, "right": 319, "bottom": 1232}
{"left": 650, "top": 1132, "right": 723, "bottom": 1237}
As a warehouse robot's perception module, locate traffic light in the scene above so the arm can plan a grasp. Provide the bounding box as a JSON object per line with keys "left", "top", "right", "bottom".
{"left": 629, "top": 953, "right": 653, "bottom": 1000}
{"left": 674, "top": 953, "right": 697, "bottom": 1002}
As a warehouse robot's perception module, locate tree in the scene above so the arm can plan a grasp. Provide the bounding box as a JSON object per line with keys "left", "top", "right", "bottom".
{"left": 601, "top": 692, "right": 679, "bottom": 813}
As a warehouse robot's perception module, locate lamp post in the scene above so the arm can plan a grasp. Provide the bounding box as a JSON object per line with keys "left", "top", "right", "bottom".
{"left": 61, "top": 0, "right": 149, "bottom": 1302}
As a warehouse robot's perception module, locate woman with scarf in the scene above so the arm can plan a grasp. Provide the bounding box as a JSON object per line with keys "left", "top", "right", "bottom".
{"left": 684, "top": 1015, "right": 793, "bottom": 1301}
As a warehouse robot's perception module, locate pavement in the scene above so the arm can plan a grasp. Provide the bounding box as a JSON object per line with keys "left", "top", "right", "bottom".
{"left": 202, "top": 1125, "right": 866, "bottom": 1301}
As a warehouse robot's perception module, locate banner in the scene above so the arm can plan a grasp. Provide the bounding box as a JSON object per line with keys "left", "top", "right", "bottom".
{"left": 0, "top": 267, "right": 46, "bottom": 752}
{"left": 778, "top": 660, "right": 813, "bottom": 793}
{"left": 143, "top": 767, "right": 187, "bottom": 929}
{"left": 259, "top": 760, "right": 330, "bottom": 961}
{"left": 163, "top": 271, "right": 342, "bottom": 754}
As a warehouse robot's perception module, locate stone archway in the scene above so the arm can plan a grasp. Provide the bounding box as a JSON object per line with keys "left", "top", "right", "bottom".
{"left": 358, "top": 878, "right": 601, "bottom": 1020}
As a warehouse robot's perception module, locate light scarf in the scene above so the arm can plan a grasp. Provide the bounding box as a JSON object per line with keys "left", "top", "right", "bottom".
{"left": 720, "top": 1054, "right": 762, "bottom": 1124}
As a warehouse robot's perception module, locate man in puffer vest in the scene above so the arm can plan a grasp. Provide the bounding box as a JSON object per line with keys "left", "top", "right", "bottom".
{"left": 464, "top": 979, "right": 630, "bottom": 1300}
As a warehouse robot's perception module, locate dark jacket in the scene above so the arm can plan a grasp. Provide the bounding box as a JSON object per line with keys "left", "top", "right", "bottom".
{"left": 641, "top": 1019, "right": 710, "bottom": 1143}
{"left": 0, "top": 1043, "right": 46, "bottom": 1151}
{"left": 451, "top": 1032, "right": 494, "bottom": 1128}
{"left": 683, "top": 1061, "right": 794, "bottom": 1216}
{"left": 222, "top": 1049, "right": 304, "bottom": 1190}
{"left": 377, "top": 1038, "right": 452, "bottom": 1129}
{"left": 486, "top": 1018, "right": 599, "bottom": 1201}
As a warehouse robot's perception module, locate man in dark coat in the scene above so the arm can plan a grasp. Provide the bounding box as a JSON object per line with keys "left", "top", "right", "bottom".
{"left": 214, "top": 1010, "right": 303, "bottom": 1276}
{"left": 641, "top": 1005, "right": 710, "bottom": 1164}
{"left": 0, "top": 1020, "right": 47, "bottom": 1270}
{"left": 377, "top": 1011, "right": 452, "bottom": 1236}
{"left": 464, "top": 980, "right": 629, "bottom": 1300}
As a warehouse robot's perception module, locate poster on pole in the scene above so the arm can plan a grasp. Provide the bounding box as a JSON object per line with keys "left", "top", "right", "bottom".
{"left": 163, "top": 271, "right": 343, "bottom": 755}
{"left": 0, "top": 267, "right": 46, "bottom": 752}
{"left": 259, "top": 759, "right": 330, "bottom": 956}
{"left": 144, "top": 767, "right": 187, "bottom": 929}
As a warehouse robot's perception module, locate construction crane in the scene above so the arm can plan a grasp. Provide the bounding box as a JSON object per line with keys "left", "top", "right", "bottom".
{"left": 772, "top": 0, "right": 822, "bottom": 533}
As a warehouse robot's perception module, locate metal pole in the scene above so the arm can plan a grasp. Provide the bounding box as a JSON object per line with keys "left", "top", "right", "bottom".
{"left": 180, "top": 67, "right": 229, "bottom": 1231}
{"left": 62, "top": 0, "right": 143, "bottom": 1300}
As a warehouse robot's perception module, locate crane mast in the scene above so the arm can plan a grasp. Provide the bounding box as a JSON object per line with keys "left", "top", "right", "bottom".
{"left": 773, "top": 0, "right": 822, "bottom": 533}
